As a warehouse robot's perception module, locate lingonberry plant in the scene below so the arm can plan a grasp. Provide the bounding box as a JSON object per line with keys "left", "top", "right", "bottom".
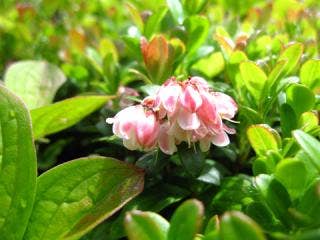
{"left": 0, "top": 0, "right": 320, "bottom": 240}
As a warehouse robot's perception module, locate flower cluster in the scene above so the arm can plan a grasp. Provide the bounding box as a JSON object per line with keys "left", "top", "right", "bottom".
{"left": 106, "top": 76, "right": 238, "bottom": 155}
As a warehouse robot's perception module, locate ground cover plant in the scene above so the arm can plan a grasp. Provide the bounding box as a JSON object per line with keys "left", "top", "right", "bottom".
{"left": 0, "top": 0, "right": 320, "bottom": 239}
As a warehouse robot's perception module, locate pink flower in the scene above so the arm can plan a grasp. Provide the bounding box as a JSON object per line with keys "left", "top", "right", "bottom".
{"left": 106, "top": 105, "right": 159, "bottom": 151}
{"left": 107, "top": 76, "right": 238, "bottom": 155}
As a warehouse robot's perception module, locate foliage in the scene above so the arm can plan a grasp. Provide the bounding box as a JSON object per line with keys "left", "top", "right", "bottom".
{"left": 0, "top": 0, "right": 320, "bottom": 239}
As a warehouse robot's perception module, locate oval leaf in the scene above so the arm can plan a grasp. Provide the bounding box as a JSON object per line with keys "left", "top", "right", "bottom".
{"left": 125, "top": 211, "right": 169, "bottom": 240}
{"left": 247, "top": 125, "right": 279, "bottom": 156}
{"left": 278, "top": 43, "right": 303, "bottom": 76}
{"left": 293, "top": 130, "right": 320, "bottom": 172}
{"left": 300, "top": 59, "right": 320, "bottom": 91}
{"left": 240, "top": 61, "right": 267, "bottom": 102}
{"left": 24, "top": 157, "right": 144, "bottom": 240}
{"left": 4, "top": 60, "right": 66, "bottom": 109}
{"left": 220, "top": 211, "right": 266, "bottom": 240}
{"left": 31, "top": 95, "right": 110, "bottom": 139}
{"left": 275, "top": 158, "right": 307, "bottom": 199}
{"left": 167, "top": 199, "right": 204, "bottom": 240}
{"left": 0, "top": 85, "right": 37, "bottom": 239}
{"left": 286, "top": 84, "right": 315, "bottom": 117}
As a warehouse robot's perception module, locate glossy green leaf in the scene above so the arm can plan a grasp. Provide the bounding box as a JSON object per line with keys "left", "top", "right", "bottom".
{"left": 297, "top": 178, "right": 320, "bottom": 227}
{"left": 280, "top": 103, "right": 298, "bottom": 137}
{"left": 300, "top": 59, "right": 320, "bottom": 91}
{"left": 184, "top": 15, "right": 210, "bottom": 57}
{"left": 299, "top": 111, "right": 319, "bottom": 132}
{"left": 240, "top": 61, "right": 267, "bottom": 102}
{"left": 167, "top": 0, "right": 184, "bottom": 24}
{"left": 0, "top": 85, "right": 37, "bottom": 239}
{"left": 247, "top": 125, "right": 279, "bottom": 156}
{"left": 293, "top": 130, "right": 320, "bottom": 172}
{"left": 101, "top": 184, "right": 188, "bottom": 240}
{"left": 31, "top": 95, "right": 110, "bottom": 139}
{"left": 286, "top": 84, "right": 315, "bottom": 116}
{"left": 167, "top": 199, "right": 204, "bottom": 240}
{"left": 220, "top": 211, "right": 266, "bottom": 240}
{"left": 275, "top": 158, "right": 307, "bottom": 199}
{"left": 4, "top": 60, "right": 66, "bottom": 109}
{"left": 254, "top": 174, "right": 292, "bottom": 227}
{"left": 278, "top": 43, "right": 304, "bottom": 76}
{"left": 24, "top": 157, "right": 144, "bottom": 240}
{"left": 125, "top": 211, "right": 169, "bottom": 240}
{"left": 178, "top": 143, "right": 205, "bottom": 177}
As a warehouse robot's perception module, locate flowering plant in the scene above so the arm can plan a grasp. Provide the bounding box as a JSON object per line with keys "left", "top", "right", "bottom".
{"left": 107, "top": 76, "right": 238, "bottom": 154}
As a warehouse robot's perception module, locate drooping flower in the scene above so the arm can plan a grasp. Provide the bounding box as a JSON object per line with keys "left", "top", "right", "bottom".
{"left": 107, "top": 76, "right": 238, "bottom": 155}
{"left": 106, "top": 105, "right": 159, "bottom": 151}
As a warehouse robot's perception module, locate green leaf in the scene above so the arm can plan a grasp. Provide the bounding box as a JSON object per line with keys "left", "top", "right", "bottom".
{"left": 286, "top": 84, "right": 315, "bottom": 116}
{"left": 247, "top": 125, "right": 279, "bottom": 156}
{"left": 178, "top": 143, "right": 205, "bottom": 177}
{"left": 254, "top": 175, "right": 292, "bottom": 227}
{"left": 300, "top": 59, "right": 320, "bottom": 91}
{"left": 280, "top": 103, "right": 298, "bottom": 137}
{"left": 100, "top": 184, "right": 189, "bottom": 240}
{"left": 24, "top": 156, "right": 144, "bottom": 240}
{"left": 297, "top": 178, "right": 320, "bottom": 227}
{"left": 191, "top": 52, "right": 225, "bottom": 78}
{"left": 31, "top": 95, "right": 110, "bottom": 139}
{"left": 4, "top": 60, "right": 66, "bottom": 109}
{"left": 275, "top": 158, "right": 307, "bottom": 199}
{"left": 0, "top": 85, "right": 37, "bottom": 239}
{"left": 299, "top": 112, "right": 319, "bottom": 132}
{"left": 293, "top": 130, "right": 320, "bottom": 172}
{"left": 144, "top": 8, "right": 168, "bottom": 39}
{"left": 220, "top": 211, "right": 266, "bottom": 240}
{"left": 125, "top": 211, "right": 169, "bottom": 240}
{"left": 167, "top": 199, "right": 204, "bottom": 240}
{"left": 240, "top": 61, "right": 267, "bottom": 102}
{"left": 181, "top": 0, "right": 208, "bottom": 15}
{"left": 126, "top": 2, "right": 144, "bottom": 33}
{"left": 184, "top": 15, "right": 210, "bottom": 57}
{"left": 167, "top": 0, "right": 184, "bottom": 24}
{"left": 278, "top": 43, "right": 304, "bottom": 76}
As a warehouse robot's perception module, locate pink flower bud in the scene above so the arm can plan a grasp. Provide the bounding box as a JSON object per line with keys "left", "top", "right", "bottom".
{"left": 106, "top": 105, "right": 159, "bottom": 151}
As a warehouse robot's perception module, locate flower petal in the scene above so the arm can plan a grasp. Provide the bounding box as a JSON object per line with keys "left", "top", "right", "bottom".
{"left": 177, "top": 108, "right": 200, "bottom": 130}
{"left": 158, "top": 122, "right": 177, "bottom": 155}
{"left": 180, "top": 85, "right": 202, "bottom": 112}
{"left": 211, "top": 131, "right": 230, "bottom": 147}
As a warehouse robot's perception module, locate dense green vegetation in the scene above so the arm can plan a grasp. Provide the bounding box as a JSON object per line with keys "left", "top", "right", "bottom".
{"left": 0, "top": 0, "right": 320, "bottom": 239}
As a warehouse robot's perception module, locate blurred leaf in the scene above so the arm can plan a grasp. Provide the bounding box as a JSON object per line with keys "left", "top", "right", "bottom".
{"left": 167, "top": 0, "right": 184, "bottom": 24}
{"left": 300, "top": 59, "right": 320, "bottom": 91}
{"left": 254, "top": 174, "right": 292, "bottom": 227}
{"left": 247, "top": 125, "right": 279, "bottom": 156}
{"left": 181, "top": 0, "right": 208, "bottom": 15}
{"left": 4, "top": 60, "right": 66, "bottom": 109}
{"left": 167, "top": 199, "right": 204, "bottom": 240}
{"left": 275, "top": 158, "right": 308, "bottom": 199}
{"left": 240, "top": 61, "right": 267, "bottom": 103}
{"left": 144, "top": 8, "right": 168, "bottom": 39}
{"left": 220, "top": 211, "right": 266, "bottom": 240}
{"left": 126, "top": 3, "right": 144, "bottom": 33}
{"left": 0, "top": 85, "right": 37, "bottom": 239}
{"left": 24, "top": 157, "right": 144, "bottom": 240}
{"left": 184, "top": 15, "right": 210, "bottom": 57}
{"left": 192, "top": 52, "right": 225, "bottom": 77}
{"left": 278, "top": 43, "right": 303, "bottom": 76}
{"left": 31, "top": 95, "right": 110, "bottom": 139}
{"left": 299, "top": 112, "right": 319, "bottom": 132}
{"left": 297, "top": 178, "right": 320, "bottom": 227}
{"left": 286, "top": 84, "right": 315, "bottom": 116}
{"left": 125, "top": 211, "right": 169, "bottom": 240}
{"left": 293, "top": 130, "right": 320, "bottom": 172}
